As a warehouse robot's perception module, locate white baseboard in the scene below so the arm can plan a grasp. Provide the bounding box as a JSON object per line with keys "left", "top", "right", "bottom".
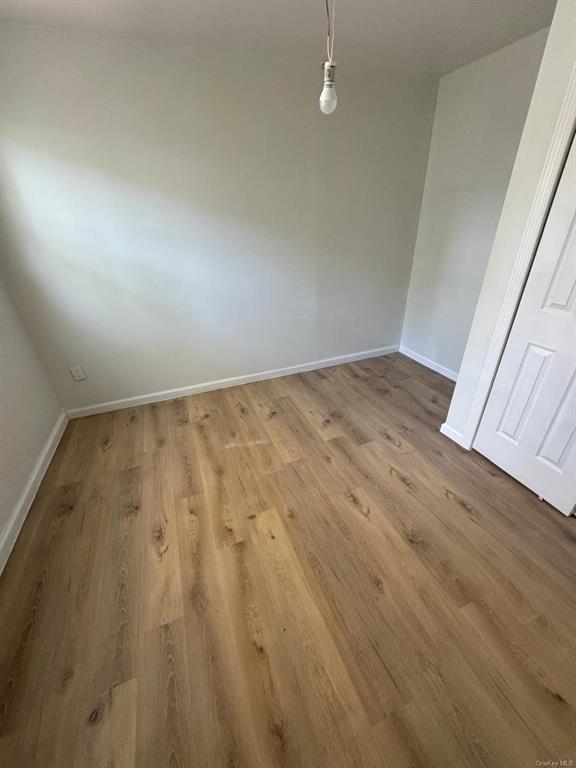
{"left": 0, "top": 410, "right": 69, "bottom": 575}
{"left": 440, "top": 422, "right": 471, "bottom": 450}
{"left": 67, "top": 345, "right": 400, "bottom": 419}
{"left": 398, "top": 345, "right": 458, "bottom": 382}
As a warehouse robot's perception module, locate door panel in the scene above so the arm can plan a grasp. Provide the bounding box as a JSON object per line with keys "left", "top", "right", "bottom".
{"left": 537, "top": 371, "right": 576, "bottom": 468}
{"left": 496, "top": 343, "right": 553, "bottom": 442}
{"left": 474, "top": 137, "right": 576, "bottom": 515}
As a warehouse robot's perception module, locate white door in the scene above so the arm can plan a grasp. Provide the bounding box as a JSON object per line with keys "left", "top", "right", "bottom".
{"left": 474, "top": 136, "right": 576, "bottom": 516}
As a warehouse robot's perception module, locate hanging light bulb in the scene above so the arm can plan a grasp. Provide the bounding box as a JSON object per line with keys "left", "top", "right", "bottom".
{"left": 319, "top": 61, "right": 337, "bottom": 114}
{"left": 319, "top": 0, "right": 338, "bottom": 115}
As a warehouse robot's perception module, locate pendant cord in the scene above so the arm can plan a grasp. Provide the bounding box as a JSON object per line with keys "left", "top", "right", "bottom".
{"left": 325, "top": 0, "right": 336, "bottom": 62}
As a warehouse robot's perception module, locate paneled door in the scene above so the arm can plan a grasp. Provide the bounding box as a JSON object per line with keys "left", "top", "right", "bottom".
{"left": 474, "top": 136, "right": 576, "bottom": 515}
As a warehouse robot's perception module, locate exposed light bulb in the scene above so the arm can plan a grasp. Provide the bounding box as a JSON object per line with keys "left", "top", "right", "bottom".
{"left": 319, "top": 84, "right": 337, "bottom": 114}
{"left": 319, "top": 61, "right": 337, "bottom": 115}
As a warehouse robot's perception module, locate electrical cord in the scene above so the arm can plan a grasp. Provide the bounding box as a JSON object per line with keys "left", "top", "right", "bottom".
{"left": 325, "top": 0, "right": 336, "bottom": 62}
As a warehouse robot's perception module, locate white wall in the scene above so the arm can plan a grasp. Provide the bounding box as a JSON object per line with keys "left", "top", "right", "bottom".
{"left": 401, "top": 29, "right": 547, "bottom": 376}
{"left": 0, "top": 276, "right": 62, "bottom": 562}
{"left": 443, "top": 0, "right": 576, "bottom": 445}
{"left": 0, "top": 22, "right": 436, "bottom": 410}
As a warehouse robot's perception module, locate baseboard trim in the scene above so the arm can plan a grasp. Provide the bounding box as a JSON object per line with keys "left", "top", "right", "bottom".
{"left": 67, "top": 345, "right": 400, "bottom": 419}
{"left": 440, "top": 422, "right": 471, "bottom": 450}
{"left": 399, "top": 346, "right": 458, "bottom": 382}
{"left": 0, "top": 410, "right": 69, "bottom": 575}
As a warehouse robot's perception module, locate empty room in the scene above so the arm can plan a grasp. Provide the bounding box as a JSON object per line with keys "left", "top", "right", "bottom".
{"left": 1, "top": 0, "right": 575, "bottom": 766}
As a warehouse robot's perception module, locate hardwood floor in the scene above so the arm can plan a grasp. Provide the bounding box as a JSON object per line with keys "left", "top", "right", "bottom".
{"left": 0, "top": 353, "right": 575, "bottom": 768}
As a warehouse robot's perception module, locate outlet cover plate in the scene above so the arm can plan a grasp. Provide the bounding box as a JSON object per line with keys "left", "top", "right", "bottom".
{"left": 69, "top": 365, "right": 87, "bottom": 382}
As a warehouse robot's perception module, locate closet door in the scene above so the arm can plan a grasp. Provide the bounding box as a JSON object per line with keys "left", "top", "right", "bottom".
{"left": 474, "top": 137, "right": 576, "bottom": 515}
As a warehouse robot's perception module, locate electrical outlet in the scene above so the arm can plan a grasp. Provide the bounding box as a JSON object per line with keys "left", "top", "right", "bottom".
{"left": 69, "top": 365, "right": 87, "bottom": 382}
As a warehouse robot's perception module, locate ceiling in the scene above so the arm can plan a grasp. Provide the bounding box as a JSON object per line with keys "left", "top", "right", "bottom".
{"left": 0, "top": 0, "right": 556, "bottom": 78}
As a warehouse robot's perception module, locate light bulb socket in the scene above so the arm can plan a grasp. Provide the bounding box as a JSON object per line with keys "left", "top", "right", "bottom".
{"left": 322, "top": 61, "right": 336, "bottom": 85}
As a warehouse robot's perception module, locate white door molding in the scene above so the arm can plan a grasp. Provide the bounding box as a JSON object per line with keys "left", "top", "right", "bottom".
{"left": 442, "top": 63, "right": 576, "bottom": 450}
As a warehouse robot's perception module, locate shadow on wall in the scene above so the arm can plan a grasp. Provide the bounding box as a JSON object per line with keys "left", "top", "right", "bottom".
{"left": 0, "top": 131, "right": 387, "bottom": 403}
{"left": 0, "top": 28, "right": 435, "bottom": 407}
{"left": 0, "top": 129, "right": 319, "bottom": 378}
{"left": 0, "top": 142, "right": 316, "bottom": 371}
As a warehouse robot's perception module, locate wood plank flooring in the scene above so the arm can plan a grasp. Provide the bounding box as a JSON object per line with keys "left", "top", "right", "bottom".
{"left": 0, "top": 353, "right": 575, "bottom": 767}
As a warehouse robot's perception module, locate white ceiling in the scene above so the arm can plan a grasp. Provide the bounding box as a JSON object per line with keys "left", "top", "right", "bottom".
{"left": 0, "top": 0, "right": 556, "bottom": 78}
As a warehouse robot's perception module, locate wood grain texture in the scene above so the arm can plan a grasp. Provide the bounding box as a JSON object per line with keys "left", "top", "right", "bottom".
{"left": 0, "top": 353, "right": 574, "bottom": 767}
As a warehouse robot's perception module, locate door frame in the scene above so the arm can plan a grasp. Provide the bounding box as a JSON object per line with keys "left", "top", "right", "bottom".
{"left": 441, "top": 64, "right": 576, "bottom": 450}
